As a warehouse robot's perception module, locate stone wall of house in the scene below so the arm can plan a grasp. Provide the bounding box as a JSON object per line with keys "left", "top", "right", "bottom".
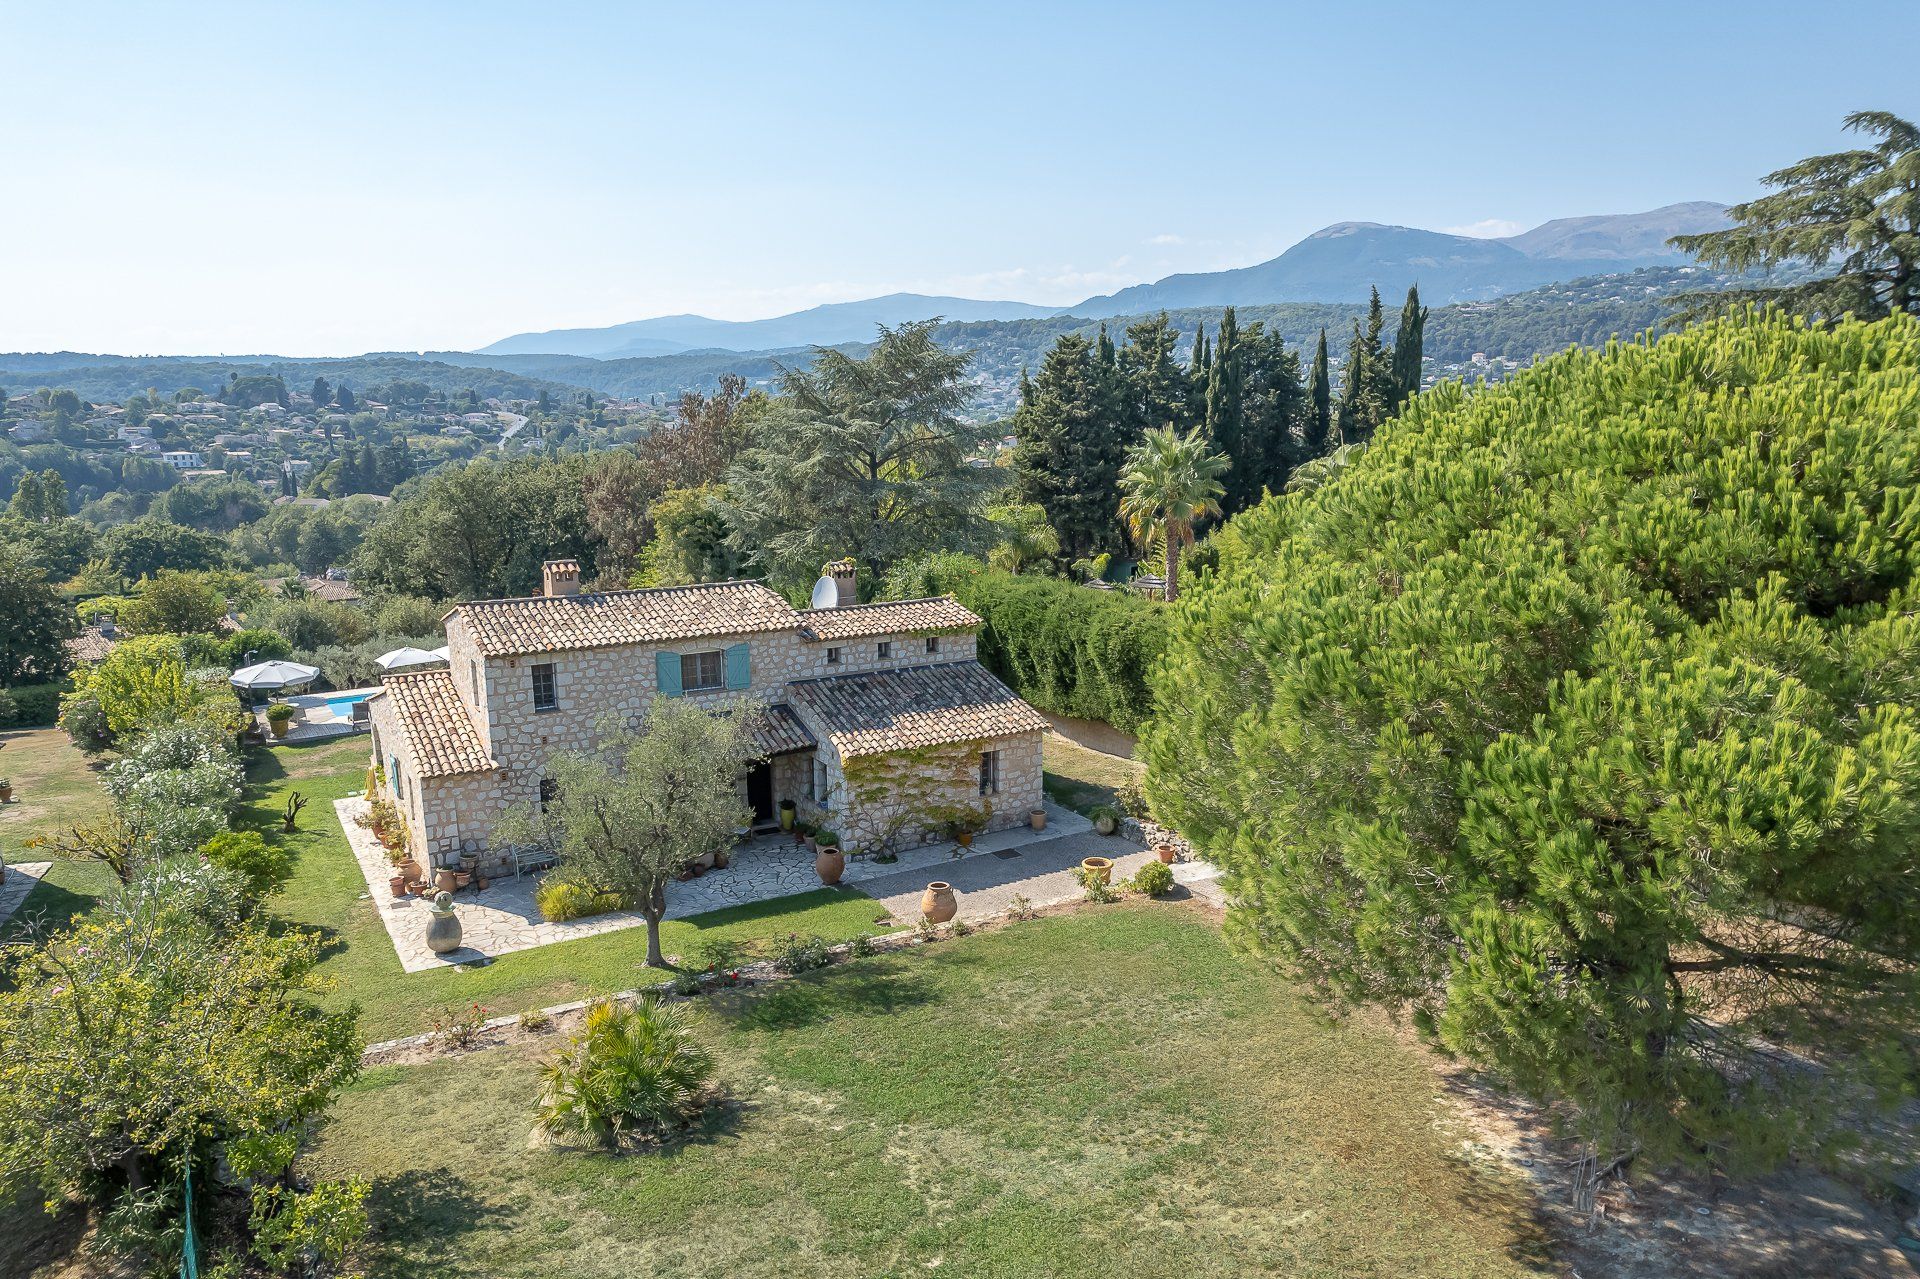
{"left": 366, "top": 688, "right": 509, "bottom": 871}
{"left": 813, "top": 730, "right": 1042, "bottom": 855}
{"left": 798, "top": 629, "right": 977, "bottom": 679}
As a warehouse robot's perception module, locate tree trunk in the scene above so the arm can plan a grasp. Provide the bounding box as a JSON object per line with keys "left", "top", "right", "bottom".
{"left": 642, "top": 881, "right": 669, "bottom": 968}
{"left": 1163, "top": 522, "right": 1179, "bottom": 601}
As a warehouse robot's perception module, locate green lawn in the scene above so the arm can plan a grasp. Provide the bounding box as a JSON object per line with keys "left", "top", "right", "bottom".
{"left": 2, "top": 732, "right": 892, "bottom": 1041}
{"left": 1042, "top": 730, "right": 1146, "bottom": 814}
{"left": 0, "top": 728, "right": 121, "bottom": 941}
{"left": 249, "top": 738, "right": 892, "bottom": 1043}
{"left": 303, "top": 904, "right": 1552, "bottom": 1279}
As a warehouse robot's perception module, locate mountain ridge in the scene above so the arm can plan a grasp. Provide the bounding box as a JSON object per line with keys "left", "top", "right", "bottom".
{"left": 477, "top": 203, "right": 1730, "bottom": 356}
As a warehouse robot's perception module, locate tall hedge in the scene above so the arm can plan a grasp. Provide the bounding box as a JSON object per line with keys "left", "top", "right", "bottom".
{"left": 958, "top": 573, "right": 1167, "bottom": 734}
{"left": 1144, "top": 309, "right": 1920, "bottom": 1170}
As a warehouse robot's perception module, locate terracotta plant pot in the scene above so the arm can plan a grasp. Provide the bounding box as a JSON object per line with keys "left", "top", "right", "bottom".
{"left": 920, "top": 881, "right": 957, "bottom": 924}
{"left": 1080, "top": 856, "right": 1114, "bottom": 885}
{"left": 714, "top": 848, "right": 731, "bottom": 870}
{"left": 268, "top": 719, "right": 291, "bottom": 739}
{"left": 1029, "top": 808, "right": 1046, "bottom": 832}
{"left": 453, "top": 870, "right": 473, "bottom": 890}
{"left": 815, "top": 845, "right": 845, "bottom": 885}
{"left": 694, "top": 849, "right": 717, "bottom": 873}
{"left": 435, "top": 868, "right": 459, "bottom": 895}
{"left": 955, "top": 831, "right": 974, "bottom": 849}
{"left": 0, "top": 785, "right": 13, "bottom": 804}
{"left": 1155, "top": 843, "right": 1178, "bottom": 865}
{"left": 425, "top": 892, "right": 463, "bottom": 955}
{"left": 388, "top": 873, "right": 408, "bottom": 898}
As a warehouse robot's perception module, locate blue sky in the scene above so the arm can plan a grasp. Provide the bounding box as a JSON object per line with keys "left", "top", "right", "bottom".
{"left": 3, "top": 1, "right": 1914, "bottom": 355}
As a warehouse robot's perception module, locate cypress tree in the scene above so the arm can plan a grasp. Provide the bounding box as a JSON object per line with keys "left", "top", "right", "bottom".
{"left": 1337, "top": 291, "right": 1390, "bottom": 444}
{"left": 1304, "top": 328, "right": 1333, "bottom": 459}
{"left": 1118, "top": 313, "right": 1190, "bottom": 434}
{"left": 1389, "top": 285, "right": 1428, "bottom": 409}
{"left": 1012, "top": 334, "right": 1129, "bottom": 561}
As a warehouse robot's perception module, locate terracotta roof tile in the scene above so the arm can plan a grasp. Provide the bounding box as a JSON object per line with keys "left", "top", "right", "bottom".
{"left": 455, "top": 581, "right": 797, "bottom": 657}
{"left": 743, "top": 703, "right": 816, "bottom": 757}
{"left": 788, "top": 660, "right": 1047, "bottom": 759}
{"left": 796, "top": 596, "right": 979, "bottom": 642}
{"left": 374, "top": 668, "right": 496, "bottom": 777}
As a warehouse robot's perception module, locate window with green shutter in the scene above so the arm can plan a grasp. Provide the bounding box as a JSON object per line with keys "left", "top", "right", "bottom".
{"left": 655, "top": 649, "right": 682, "bottom": 697}
{"left": 724, "top": 643, "right": 750, "bottom": 689}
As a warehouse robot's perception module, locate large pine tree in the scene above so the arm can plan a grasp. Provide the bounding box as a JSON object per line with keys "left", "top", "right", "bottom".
{"left": 1230, "top": 323, "right": 1305, "bottom": 511}
{"left": 1012, "top": 334, "right": 1129, "bottom": 561}
{"left": 1117, "top": 313, "right": 1191, "bottom": 435}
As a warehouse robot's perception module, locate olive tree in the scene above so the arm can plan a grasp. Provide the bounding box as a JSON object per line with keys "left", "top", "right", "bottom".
{"left": 498, "top": 700, "right": 751, "bottom": 968}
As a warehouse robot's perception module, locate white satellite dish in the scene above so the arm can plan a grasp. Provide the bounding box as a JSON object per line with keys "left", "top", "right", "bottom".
{"left": 809, "top": 575, "right": 839, "bottom": 610}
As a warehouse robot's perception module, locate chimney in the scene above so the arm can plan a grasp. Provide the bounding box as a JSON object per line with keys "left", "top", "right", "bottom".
{"left": 542, "top": 558, "right": 582, "bottom": 598}
{"left": 826, "top": 558, "right": 857, "bottom": 608}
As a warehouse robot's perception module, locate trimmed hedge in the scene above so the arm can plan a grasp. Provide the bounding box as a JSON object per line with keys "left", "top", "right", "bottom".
{"left": 1, "top": 681, "right": 66, "bottom": 728}
{"left": 955, "top": 573, "right": 1167, "bottom": 734}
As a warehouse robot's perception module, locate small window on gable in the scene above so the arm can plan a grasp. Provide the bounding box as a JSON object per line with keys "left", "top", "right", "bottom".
{"left": 925, "top": 636, "right": 940, "bottom": 654}
{"left": 470, "top": 660, "right": 481, "bottom": 704}
{"left": 979, "top": 749, "right": 1001, "bottom": 796}
{"left": 680, "top": 649, "right": 723, "bottom": 692}
{"left": 531, "top": 662, "right": 558, "bottom": 711}
{"left": 826, "top": 646, "right": 842, "bottom": 665}
{"left": 878, "top": 639, "right": 892, "bottom": 659}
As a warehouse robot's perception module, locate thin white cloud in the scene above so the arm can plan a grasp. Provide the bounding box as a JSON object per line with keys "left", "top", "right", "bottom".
{"left": 1439, "top": 218, "right": 1526, "bottom": 239}
{"left": 1146, "top": 233, "right": 1186, "bottom": 246}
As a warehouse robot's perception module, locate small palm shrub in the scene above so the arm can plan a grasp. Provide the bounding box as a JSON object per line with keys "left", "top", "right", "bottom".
{"left": 535, "top": 998, "right": 716, "bottom": 1148}
{"left": 536, "top": 878, "right": 629, "bottom": 922}
{"left": 1129, "top": 859, "right": 1175, "bottom": 897}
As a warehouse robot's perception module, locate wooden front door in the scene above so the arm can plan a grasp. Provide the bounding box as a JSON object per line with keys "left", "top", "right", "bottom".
{"left": 746, "top": 758, "right": 774, "bottom": 825}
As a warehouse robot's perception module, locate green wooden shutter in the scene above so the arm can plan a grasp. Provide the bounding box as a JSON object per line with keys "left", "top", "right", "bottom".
{"left": 724, "top": 643, "right": 751, "bottom": 690}
{"left": 656, "top": 650, "right": 682, "bottom": 697}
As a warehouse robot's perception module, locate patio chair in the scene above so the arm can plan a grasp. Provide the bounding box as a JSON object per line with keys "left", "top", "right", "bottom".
{"left": 350, "top": 700, "right": 371, "bottom": 730}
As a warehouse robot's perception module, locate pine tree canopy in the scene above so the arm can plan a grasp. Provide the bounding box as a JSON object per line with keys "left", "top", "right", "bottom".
{"left": 1673, "top": 110, "right": 1920, "bottom": 320}
{"left": 1144, "top": 308, "right": 1920, "bottom": 1172}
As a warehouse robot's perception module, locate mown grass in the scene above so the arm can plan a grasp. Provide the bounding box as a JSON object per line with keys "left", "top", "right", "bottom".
{"left": 0, "top": 727, "right": 120, "bottom": 941}
{"left": 248, "top": 738, "right": 892, "bottom": 1042}
{"left": 1042, "top": 730, "right": 1145, "bottom": 814}
{"left": 303, "top": 904, "right": 1554, "bottom": 1279}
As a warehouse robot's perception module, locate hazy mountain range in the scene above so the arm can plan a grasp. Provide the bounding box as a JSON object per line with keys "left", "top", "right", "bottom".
{"left": 481, "top": 202, "right": 1729, "bottom": 357}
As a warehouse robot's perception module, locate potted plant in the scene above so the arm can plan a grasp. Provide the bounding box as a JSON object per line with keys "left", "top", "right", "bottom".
{"left": 1090, "top": 805, "right": 1120, "bottom": 836}
{"left": 387, "top": 871, "right": 409, "bottom": 898}
{"left": 713, "top": 842, "right": 732, "bottom": 870}
{"left": 0, "top": 777, "right": 12, "bottom": 804}
{"left": 814, "top": 832, "right": 844, "bottom": 886}
{"left": 1028, "top": 807, "right": 1047, "bottom": 832}
{"left": 1155, "top": 841, "right": 1178, "bottom": 864}
{"left": 779, "top": 799, "right": 797, "bottom": 831}
{"left": 264, "top": 702, "right": 297, "bottom": 739}
{"left": 1079, "top": 855, "right": 1115, "bottom": 885}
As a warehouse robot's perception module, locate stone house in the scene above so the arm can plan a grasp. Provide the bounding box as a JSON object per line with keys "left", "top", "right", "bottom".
{"left": 366, "top": 559, "right": 1047, "bottom": 875}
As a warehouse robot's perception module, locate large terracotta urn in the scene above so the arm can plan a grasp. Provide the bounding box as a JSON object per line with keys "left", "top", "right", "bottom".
{"left": 815, "top": 845, "right": 845, "bottom": 885}
{"left": 920, "top": 881, "right": 957, "bottom": 924}
{"left": 425, "top": 891, "right": 463, "bottom": 955}
{"left": 1080, "top": 856, "right": 1114, "bottom": 885}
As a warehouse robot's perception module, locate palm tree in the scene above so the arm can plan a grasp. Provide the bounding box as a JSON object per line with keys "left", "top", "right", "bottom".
{"left": 1117, "top": 425, "right": 1228, "bottom": 602}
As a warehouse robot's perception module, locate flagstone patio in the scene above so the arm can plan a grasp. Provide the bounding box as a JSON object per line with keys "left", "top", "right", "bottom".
{"left": 0, "top": 861, "right": 52, "bottom": 929}
{"left": 336, "top": 795, "right": 1098, "bottom": 972}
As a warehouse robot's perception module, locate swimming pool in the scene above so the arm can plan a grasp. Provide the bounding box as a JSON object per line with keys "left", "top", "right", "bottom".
{"left": 325, "top": 692, "right": 374, "bottom": 718}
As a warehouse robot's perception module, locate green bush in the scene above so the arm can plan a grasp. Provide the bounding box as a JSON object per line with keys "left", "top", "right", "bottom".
{"left": 1146, "top": 308, "right": 1920, "bottom": 1172}
{"left": 1129, "top": 859, "right": 1174, "bottom": 896}
{"left": 954, "top": 572, "right": 1168, "bottom": 734}
{"left": 220, "top": 627, "right": 292, "bottom": 669}
{"left": 201, "top": 830, "right": 295, "bottom": 901}
{"left": 1, "top": 681, "right": 66, "bottom": 727}
{"left": 535, "top": 878, "right": 628, "bottom": 923}
{"left": 771, "top": 932, "right": 833, "bottom": 973}
{"left": 534, "top": 997, "right": 716, "bottom": 1148}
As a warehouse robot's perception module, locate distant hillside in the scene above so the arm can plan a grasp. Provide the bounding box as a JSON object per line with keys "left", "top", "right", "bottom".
{"left": 1071, "top": 203, "right": 1729, "bottom": 314}
{"left": 1499, "top": 201, "right": 1729, "bottom": 261}
{"left": 482, "top": 293, "right": 1061, "bottom": 357}
{"left": 0, "top": 355, "right": 573, "bottom": 403}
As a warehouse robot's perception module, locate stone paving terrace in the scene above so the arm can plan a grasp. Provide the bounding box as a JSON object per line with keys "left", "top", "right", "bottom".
{"left": 336, "top": 796, "right": 1159, "bottom": 972}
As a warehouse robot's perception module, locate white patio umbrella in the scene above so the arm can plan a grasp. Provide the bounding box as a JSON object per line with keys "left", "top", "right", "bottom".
{"left": 228, "top": 659, "right": 321, "bottom": 692}
{"left": 430, "top": 645, "right": 450, "bottom": 661}
{"left": 376, "top": 646, "right": 443, "bottom": 671}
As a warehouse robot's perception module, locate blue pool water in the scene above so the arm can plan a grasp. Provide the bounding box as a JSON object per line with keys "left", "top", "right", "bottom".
{"left": 326, "top": 692, "right": 374, "bottom": 717}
